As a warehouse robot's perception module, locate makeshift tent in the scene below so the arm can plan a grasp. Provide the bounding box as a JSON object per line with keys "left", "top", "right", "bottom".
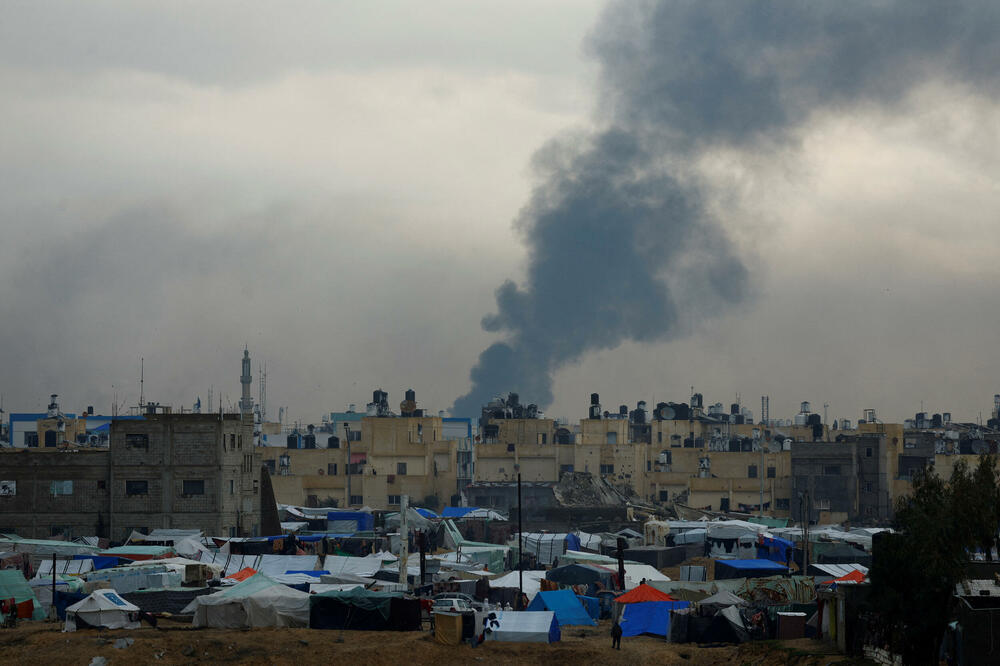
{"left": 0, "top": 570, "right": 46, "bottom": 620}
{"left": 224, "top": 567, "right": 257, "bottom": 583}
{"left": 757, "top": 535, "right": 796, "bottom": 564}
{"left": 184, "top": 574, "right": 311, "bottom": 628}
{"left": 323, "top": 554, "right": 387, "bottom": 578}
{"left": 64, "top": 590, "right": 140, "bottom": 631}
{"left": 490, "top": 570, "right": 546, "bottom": 598}
{"left": 483, "top": 610, "right": 560, "bottom": 643}
{"left": 220, "top": 554, "right": 320, "bottom": 577}
{"left": 697, "top": 590, "right": 747, "bottom": 612}
{"left": 829, "top": 570, "right": 867, "bottom": 585}
{"left": 434, "top": 612, "right": 465, "bottom": 645}
{"left": 615, "top": 583, "right": 675, "bottom": 604}
{"left": 34, "top": 558, "right": 94, "bottom": 578}
{"left": 98, "top": 545, "right": 176, "bottom": 561}
{"left": 414, "top": 508, "right": 439, "bottom": 519}
{"left": 714, "top": 559, "right": 788, "bottom": 580}
{"left": 619, "top": 600, "right": 691, "bottom": 637}
{"left": 309, "top": 588, "right": 421, "bottom": 631}
{"left": 326, "top": 510, "right": 374, "bottom": 533}
{"left": 545, "top": 563, "right": 614, "bottom": 588}
{"left": 527, "top": 589, "right": 596, "bottom": 626}
{"left": 578, "top": 595, "right": 601, "bottom": 621}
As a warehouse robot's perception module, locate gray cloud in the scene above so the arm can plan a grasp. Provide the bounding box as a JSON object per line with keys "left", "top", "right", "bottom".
{"left": 452, "top": 0, "right": 1000, "bottom": 416}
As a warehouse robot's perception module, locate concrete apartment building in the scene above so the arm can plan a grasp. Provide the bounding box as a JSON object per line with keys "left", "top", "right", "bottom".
{"left": 0, "top": 412, "right": 263, "bottom": 541}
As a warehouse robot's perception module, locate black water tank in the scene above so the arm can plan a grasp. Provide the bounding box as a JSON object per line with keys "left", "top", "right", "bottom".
{"left": 731, "top": 403, "right": 740, "bottom": 415}
{"left": 807, "top": 414, "right": 821, "bottom": 426}
{"left": 932, "top": 414, "right": 943, "bottom": 428}
{"left": 591, "top": 393, "right": 600, "bottom": 405}
{"left": 508, "top": 392, "right": 519, "bottom": 407}
{"left": 405, "top": 389, "right": 416, "bottom": 403}
{"left": 619, "top": 405, "right": 628, "bottom": 417}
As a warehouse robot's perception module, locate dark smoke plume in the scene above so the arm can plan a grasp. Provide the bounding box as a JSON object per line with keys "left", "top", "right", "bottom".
{"left": 453, "top": 0, "right": 1000, "bottom": 416}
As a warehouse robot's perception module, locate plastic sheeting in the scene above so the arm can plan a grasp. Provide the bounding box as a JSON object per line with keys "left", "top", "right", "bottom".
{"left": 0, "top": 570, "right": 46, "bottom": 620}
{"left": 490, "top": 570, "right": 546, "bottom": 597}
{"left": 185, "top": 574, "right": 311, "bottom": 628}
{"left": 220, "top": 554, "right": 320, "bottom": 577}
{"left": 483, "top": 610, "right": 560, "bottom": 643}
{"left": 620, "top": 600, "right": 691, "bottom": 637}
{"left": 322, "top": 554, "right": 386, "bottom": 578}
{"left": 526, "top": 589, "right": 596, "bottom": 626}
{"left": 35, "top": 558, "right": 94, "bottom": 578}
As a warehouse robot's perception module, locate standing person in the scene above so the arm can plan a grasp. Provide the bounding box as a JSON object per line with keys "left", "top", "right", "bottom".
{"left": 611, "top": 619, "right": 623, "bottom": 650}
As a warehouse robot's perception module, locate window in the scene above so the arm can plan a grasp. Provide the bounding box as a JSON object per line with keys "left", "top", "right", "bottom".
{"left": 864, "top": 481, "right": 873, "bottom": 493}
{"left": 767, "top": 466, "right": 776, "bottom": 478}
{"left": 815, "top": 498, "right": 831, "bottom": 511}
{"left": 230, "top": 433, "right": 236, "bottom": 450}
{"left": 349, "top": 495, "right": 364, "bottom": 505}
{"left": 182, "top": 480, "right": 205, "bottom": 495}
{"left": 658, "top": 432, "right": 663, "bottom": 444}
{"left": 125, "top": 433, "right": 149, "bottom": 449}
{"left": 264, "top": 459, "right": 276, "bottom": 474}
{"left": 417, "top": 424, "right": 423, "bottom": 442}
{"left": 348, "top": 430, "right": 361, "bottom": 442}
{"left": 600, "top": 464, "right": 615, "bottom": 475}
{"left": 253, "top": 479, "right": 258, "bottom": 494}
{"left": 397, "top": 462, "right": 407, "bottom": 476}
{"left": 388, "top": 495, "right": 401, "bottom": 505}
{"left": 24, "top": 432, "right": 38, "bottom": 447}
{"left": 866, "top": 447, "right": 873, "bottom": 458}
{"left": 560, "top": 464, "right": 574, "bottom": 475}
{"left": 507, "top": 444, "right": 515, "bottom": 452}
{"left": 537, "top": 433, "right": 547, "bottom": 445}
{"left": 823, "top": 465, "right": 841, "bottom": 476}
{"left": 748, "top": 465, "right": 758, "bottom": 479}
{"left": 97, "top": 480, "right": 106, "bottom": 490}
{"left": 229, "top": 479, "right": 235, "bottom": 495}
{"left": 327, "top": 437, "right": 340, "bottom": 449}
{"left": 606, "top": 432, "right": 618, "bottom": 445}
{"left": 44, "top": 431, "right": 57, "bottom": 447}
{"left": 50, "top": 525, "right": 71, "bottom": 538}
{"left": 659, "top": 490, "right": 670, "bottom": 501}
{"left": 126, "top": 480, "right": 149, "bottom": 496}
{"left": 238, "top": 435, "right": 243, "bottom": 450}
{"left": 50, "top": 480, "right": 73, "bottom": 496}
{"left": 776, "top": 498, "right": 790, "bottom": 510}
{"left": 647, "top": 460, "right": 652, "bottom": 471}
{"left": 327, "top": 463, "right": 338, "bottom": 476}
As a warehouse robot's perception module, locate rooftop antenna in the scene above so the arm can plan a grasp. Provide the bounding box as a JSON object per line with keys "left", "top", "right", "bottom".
{"left": 207, "top": 386, "right": 213, "bottom": 413}
{"left": 139, "top": 357, "right": 144, "bottom": 408}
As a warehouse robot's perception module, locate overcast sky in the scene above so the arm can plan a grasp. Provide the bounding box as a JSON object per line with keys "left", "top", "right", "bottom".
{"left": 2, "top": 1, "right": 1000, "bottom": 426}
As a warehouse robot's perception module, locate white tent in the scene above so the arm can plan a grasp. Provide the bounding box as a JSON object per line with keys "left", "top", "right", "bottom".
{"left": 219, "top": 554, "right": 320, "bottom": 577}
{"left": 484, "top": 610, "right": 559, "bottom": 643}
{"left": 322, "top": 554, "right": 387, "bottom": 578}
{"left": 489, "top": 570, "right": 546, "bottom": 598}
{"left": 34, "top": 558, "right": 94, "bottom": 578}
{"left": 64, "top": 590, "right": 140, "bottom": 632}
{"left": 184, "top": 574, "right": 311, "bottom": 629}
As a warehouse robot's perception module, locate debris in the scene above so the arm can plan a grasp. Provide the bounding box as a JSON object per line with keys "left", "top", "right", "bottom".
{"left": 298, "top": 639, "right": 309, "bottom": 646}
{"left": 181, "top": 645, "right": 195, "bottom": 657}
{"left": 114, "top": 637, "right": 134, "bottom": 649}
{"left": 89, "top": 658, "right": 108, "bottom": 666}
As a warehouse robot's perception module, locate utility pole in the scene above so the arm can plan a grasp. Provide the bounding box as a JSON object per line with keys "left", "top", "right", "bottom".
{"left": 399, "top": 494, "right": 409, "bottom": 587}
{"left": 517, "top": 473, "right": 523, "bottom": 608}
{"left": 344, "top": 423, "right": 352, "bottom": 507}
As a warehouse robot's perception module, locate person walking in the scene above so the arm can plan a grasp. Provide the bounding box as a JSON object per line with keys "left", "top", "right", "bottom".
{"left": 611, "top": 619, "right": 623, "bottom": 650}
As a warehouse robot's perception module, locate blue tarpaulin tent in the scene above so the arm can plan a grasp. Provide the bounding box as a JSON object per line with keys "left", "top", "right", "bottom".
{"left": 441, "top": 507, "right": 477, "bottom": 518}
{"left": 577, "top": 595, "right": 600, "bottom": 621}
{"left": 73, "top": 555, "right": 124, "bottom": 570}
{"left": 714, "top": 559, "right": 789, "bottom": 580}
{"left": 620, "top": 600, "right": 691, "bottom": 637}
{"left": 326, "top": 511, "right": 374, "bottom": 532}
{"left": 414, "top": 508, "right": 438, "bottom": 518}
{"left": 526, "top": 589, "right": 597, "bottom": 626}
{"left": 565, "top": 533, "right": 581, "bottom": 551}
{"left": 757, "top": 536, "right": 796, "bottom": 564}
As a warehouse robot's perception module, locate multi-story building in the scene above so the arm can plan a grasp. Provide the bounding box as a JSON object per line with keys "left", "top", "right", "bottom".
{"left": 0, "top": 411, "right": 263, "bottom": 541}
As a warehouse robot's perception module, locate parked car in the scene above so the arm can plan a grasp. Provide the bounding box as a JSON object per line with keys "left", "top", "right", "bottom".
{"left": 431, "top": 597, "right": 473, "bottom": 613}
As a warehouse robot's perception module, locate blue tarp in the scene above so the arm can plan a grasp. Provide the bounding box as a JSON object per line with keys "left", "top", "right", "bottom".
{"left": 757, "top": 536, "right": 796, "bottom": 564}
{"left": 73, "top": 555, "right": 124, "bottom": 570}
{"left": 714, "top": 559, "right": 789, "bottom": 580}
{"left": 565, "top": 533, "right": 581, "bottom": 552}
{"left": 526, "top": 589, "right": 596, "bottom": 626}
{"left": 620, "top": 600, "right": 691, "bottom": 637}
{"left": 577, "top": 595, "right": 600, "bottom": 621}
{"left": 285, "top": 570, "right": 329, "bottom": 576}
{"left": 326, "top": 511, "right": 374, "bottom": 531}
{"left": 441, "top": 507, "right": 477, "bottom": 518}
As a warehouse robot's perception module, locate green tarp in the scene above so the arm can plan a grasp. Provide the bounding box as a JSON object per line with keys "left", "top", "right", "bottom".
{"left": 310, "top": 587, "right": 401, "bottom": 620}
{"left": 0, "top": 569, "right": 47, "bottom": 620}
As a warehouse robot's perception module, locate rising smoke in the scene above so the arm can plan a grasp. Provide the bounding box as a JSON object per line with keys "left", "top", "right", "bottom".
{"left": 452, "top": 0, "right": 1000, "bottom": 416}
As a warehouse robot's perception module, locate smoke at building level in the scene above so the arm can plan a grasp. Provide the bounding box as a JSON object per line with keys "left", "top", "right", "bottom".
{"left": 452, "top": 0, "right": 1000, "bottom": 416}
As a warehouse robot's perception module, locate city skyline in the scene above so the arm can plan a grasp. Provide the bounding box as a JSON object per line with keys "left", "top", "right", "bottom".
{"left": 2, "top": 2, "right": 1000, "bottom": 425}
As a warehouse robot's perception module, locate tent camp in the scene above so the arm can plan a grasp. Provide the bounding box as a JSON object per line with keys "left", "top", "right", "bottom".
{"left": 0, "top": 570, "right": 46, "bottom": 620}
{"left": 309, "top": 588, "right": 421, "bottom": 631}
{"left": 714, "top": 559, "right": 788, "bottom": 580}
{"left": 64, "top": 590, "right": 140, "bottom": 631}
{"left": 184, "top": 574, "right": 310, "bottom": 628}
{"left": 490, "top": 570, "right": 546, "bottom": 598}
{"left": 619, "top": 600, "right": 691, "bottom": 637}
{"left": 483, "top": 610, "right": 560, "bottom": 643}
{"left": 526, "top": 589, "right": 596, "bottom": 626}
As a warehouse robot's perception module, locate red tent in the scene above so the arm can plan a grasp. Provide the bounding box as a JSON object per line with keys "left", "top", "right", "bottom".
{"left": 614, "top": 583, "right": 676, "bottom": 603}
{"left": 831, "top": 569, "right": 866, "bottom": 584}
{"left": 226, "top": 567, "right": 257, "bottom": 582}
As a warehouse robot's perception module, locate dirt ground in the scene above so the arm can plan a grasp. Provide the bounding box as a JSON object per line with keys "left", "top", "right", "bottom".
{"left": 0, "top": 619, "right": 861, "bottom": 666}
